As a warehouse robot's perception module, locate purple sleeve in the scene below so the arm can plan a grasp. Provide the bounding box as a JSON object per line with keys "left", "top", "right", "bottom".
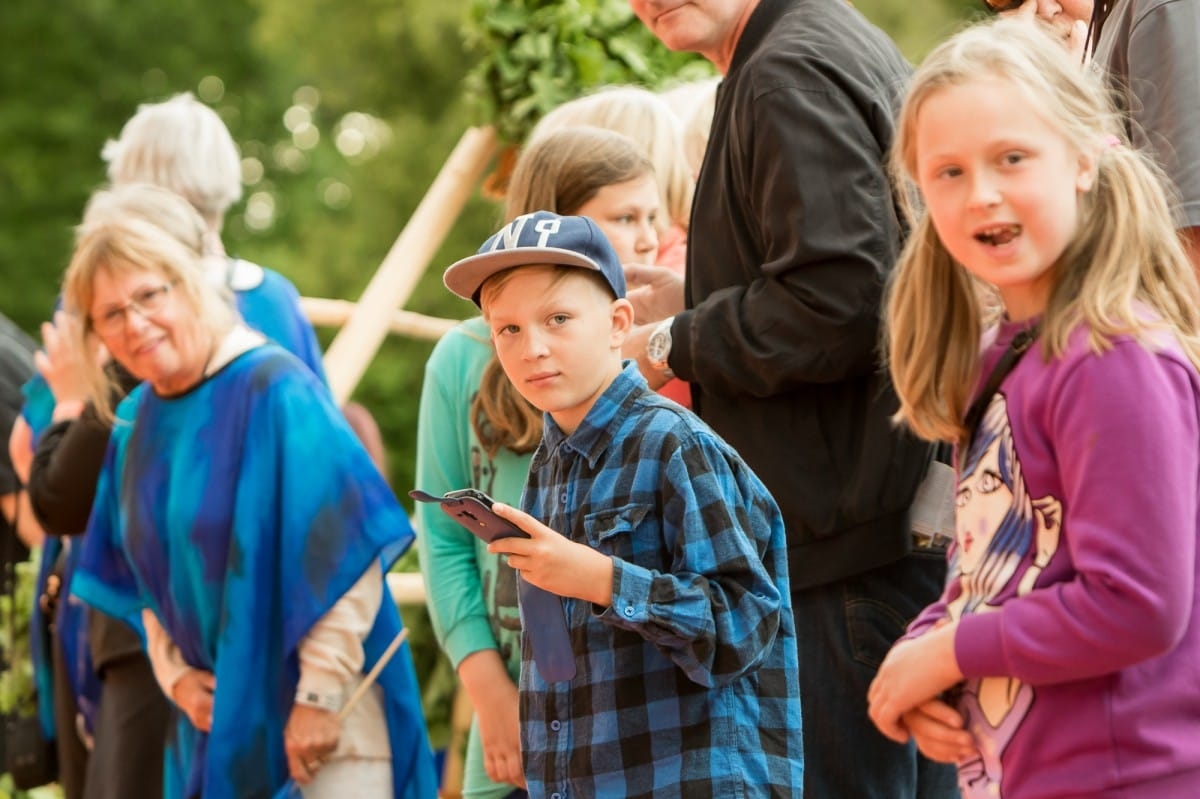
{"left": 956, "top": 341, "right": 1199, "bottom": 683}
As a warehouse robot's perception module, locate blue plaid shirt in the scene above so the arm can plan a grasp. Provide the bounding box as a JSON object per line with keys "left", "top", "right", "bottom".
{"left": 519, "top": 362, "right": 803, "bottom": 798}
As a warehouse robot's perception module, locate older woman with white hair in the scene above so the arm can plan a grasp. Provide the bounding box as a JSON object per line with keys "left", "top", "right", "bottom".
{"left": 64, "top": 183, "right": 437, "bottom": 799}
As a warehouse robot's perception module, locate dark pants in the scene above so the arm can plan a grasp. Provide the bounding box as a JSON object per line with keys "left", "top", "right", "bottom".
{"left": 84, "top": 652, "right": 170, "bottom": 799}
{"left": 792, "top": 550, "right": 961, "bottom": 799}
{"left": 51, "top": 634, "right": 88, "bottom": 799}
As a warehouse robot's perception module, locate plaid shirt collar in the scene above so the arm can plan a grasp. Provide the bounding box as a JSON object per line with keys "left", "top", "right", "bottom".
{"left": 532, "top": 360, "right": 645, "bottom": 472}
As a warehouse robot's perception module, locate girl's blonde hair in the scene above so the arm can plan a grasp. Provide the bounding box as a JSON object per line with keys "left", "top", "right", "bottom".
{"left": 63, "top": 183, "right": 238, "bottom": 422}
{"left": 886, "top": 18, "right": 1200, "bottom": 445}
{"left": 529, "top": 86, "right": 692, "bottom": 232}
{"left": 473, "top": 127, "right": 654, "bottom": 456}
{"left": 504, "top": 126, "right": 656, "bottom": 223}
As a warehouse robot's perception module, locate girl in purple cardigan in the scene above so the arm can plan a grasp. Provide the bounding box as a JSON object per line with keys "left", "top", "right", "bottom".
{"left": 869, "top": 18, "right": 1200, "bottom": 799}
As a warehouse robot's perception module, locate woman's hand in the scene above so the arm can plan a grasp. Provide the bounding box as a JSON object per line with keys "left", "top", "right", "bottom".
{"left": 36, "top": 310, "right": 105, "bottom": 417}
{"left": 172, "top": 669, "right": 216, "bottom": 732}
{"left": 284, "top": 705, "right": 342, "bottom": 785}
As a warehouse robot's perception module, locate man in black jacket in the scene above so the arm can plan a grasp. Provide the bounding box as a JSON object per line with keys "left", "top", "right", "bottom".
{"left": 627, "top": 0, "right": 959, "bottom": 796}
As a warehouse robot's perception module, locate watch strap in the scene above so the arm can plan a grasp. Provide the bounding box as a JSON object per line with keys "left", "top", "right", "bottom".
{"left": 294, "top": 688, "right": 343, "bottom": 713}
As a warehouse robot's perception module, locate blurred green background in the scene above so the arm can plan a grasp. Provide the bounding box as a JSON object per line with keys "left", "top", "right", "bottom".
{"left": 1, "top": 0, "right": 980, "bottom": 497}
{"left": 0, "top": 0, "right": 981, "bottom": 768}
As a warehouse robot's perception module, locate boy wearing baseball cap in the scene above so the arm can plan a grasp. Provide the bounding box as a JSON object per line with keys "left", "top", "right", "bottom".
{"left": 442, "top": 211, "right": 803, "bottom": 797}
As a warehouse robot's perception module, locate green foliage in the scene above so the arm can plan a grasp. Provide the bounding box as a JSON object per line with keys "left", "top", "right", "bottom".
{"left": 462, "top": 0, "right": 714, "bottom": 142}
{"left": 0, "top": 556, "right": 39, "bottom": 719}
{"left": 0, "top": 0, "right": 273, "bottom": 332}
{"left": 1, "top": 553, "right": 55, "bottom": 798}
{"left": 0, "top": 773, "right": 61, "bottom": 799}
{"left": 858, "top": 0, "right": 988, "bottom": 61}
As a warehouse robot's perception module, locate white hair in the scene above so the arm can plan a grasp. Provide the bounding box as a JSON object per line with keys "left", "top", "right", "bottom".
{"left": 102, "top": 92, "right": 243, "bottom": 228}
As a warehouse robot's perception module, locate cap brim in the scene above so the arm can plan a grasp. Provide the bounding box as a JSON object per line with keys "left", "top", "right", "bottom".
{"left": 444, "top": 247, "right": 601, "bottom": 304}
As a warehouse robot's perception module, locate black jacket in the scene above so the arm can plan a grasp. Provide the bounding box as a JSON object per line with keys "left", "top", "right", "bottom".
{"left": 670, "top": 0, "right": 933, "bottom": 588}
{"left": 28, "top": 366, "right": 143, "bottom": 671}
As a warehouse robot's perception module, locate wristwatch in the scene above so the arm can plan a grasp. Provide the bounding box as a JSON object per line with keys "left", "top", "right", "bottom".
{"left": 294, "top": 688, "right": 343, "bottom": 713}
{"left": 646, "top": 317, "right": 675, "bottom": 379}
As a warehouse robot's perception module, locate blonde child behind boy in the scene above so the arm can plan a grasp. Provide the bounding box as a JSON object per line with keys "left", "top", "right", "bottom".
{"left": 530, "top": 87, "right": 695, "bottom": 407}
{"left": 868, "top": 18, "right": 1200, "bottom": 799}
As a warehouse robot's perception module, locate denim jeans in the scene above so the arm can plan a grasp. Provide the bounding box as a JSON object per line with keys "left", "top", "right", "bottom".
{"left": 791, "top": 550, "right": 960, "bottom": 799}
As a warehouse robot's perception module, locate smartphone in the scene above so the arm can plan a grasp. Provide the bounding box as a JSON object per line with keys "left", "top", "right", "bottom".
{"left": 408, "top": 487, "right": 576, "bottom": 682}
{"left": 409, "top": 488, "right": 530, "bottom": 544}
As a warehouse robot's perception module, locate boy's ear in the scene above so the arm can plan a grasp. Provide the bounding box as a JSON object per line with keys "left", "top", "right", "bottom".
{"left": 610, "top": 298, "right": 635, "bottom": 346}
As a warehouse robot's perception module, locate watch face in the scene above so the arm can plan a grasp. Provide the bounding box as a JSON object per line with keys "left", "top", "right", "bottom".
{"left": 647, "top": 330, "right": 670, "bottom": 363}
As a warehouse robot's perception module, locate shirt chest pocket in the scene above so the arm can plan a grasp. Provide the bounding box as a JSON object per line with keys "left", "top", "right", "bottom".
{"left": 581, "top": 503, "right": 654, "bottom": 565}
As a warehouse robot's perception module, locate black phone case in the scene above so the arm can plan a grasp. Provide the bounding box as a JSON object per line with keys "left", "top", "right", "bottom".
{"left": 408, "top": 488, "right": 576, "bottom": 682}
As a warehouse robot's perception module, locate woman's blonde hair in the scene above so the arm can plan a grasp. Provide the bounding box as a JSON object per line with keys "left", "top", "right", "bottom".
{"left": 472, "top": 127, "right": 654, "bottom": 456}
{"left": 529, "top": 86, "right": 692, "bottom": 231}
{"left": 63, "top": 183, "right": 238, "bottom": 422}
{"left": 102, "top": 93, "right": 243, "bottom": 231}
{"left": 886, "top": 17, "right": 1200, "bottom": 444}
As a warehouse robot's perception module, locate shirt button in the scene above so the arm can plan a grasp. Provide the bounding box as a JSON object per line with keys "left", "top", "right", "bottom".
{"left": 551, "top": 793, "right": 562, "bottom": 799}
{"left": 550, "top": 720, "right": 561, "bottom": 731}
{"left": 624, "top": 606, "right": 635, "bottom": 617}
{"left": 560, "top": 492, "right": 568, "bottom": 503}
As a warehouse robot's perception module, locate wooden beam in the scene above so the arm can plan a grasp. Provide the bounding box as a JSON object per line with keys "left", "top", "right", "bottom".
{"left": 322, "top": 125, "right": 499, "bottom": 404}
{"left": 300, "top": 296, "right": 457, "bottom": 341}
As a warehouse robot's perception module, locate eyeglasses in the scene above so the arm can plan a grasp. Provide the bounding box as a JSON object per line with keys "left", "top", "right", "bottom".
{"left": 90, "top": 282, "right": 175, "bottom": 335}
{"left": 981, "top": 0, "right": 1025, "bottom": 11}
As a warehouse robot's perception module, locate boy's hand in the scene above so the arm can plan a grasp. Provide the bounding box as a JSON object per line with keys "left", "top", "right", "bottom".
{"left": 867, "top": 622, "right": 963, "bottom": 743}
{"left": 490, "top": 503, "right": 614, "bottom": 607}
{"left": 902, "top": 700, "right": 975, "bottom": 764}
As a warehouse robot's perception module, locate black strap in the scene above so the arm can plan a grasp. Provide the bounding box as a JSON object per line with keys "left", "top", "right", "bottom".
{"left": 962, "top": 324, "right": 1040, "bottom": 448}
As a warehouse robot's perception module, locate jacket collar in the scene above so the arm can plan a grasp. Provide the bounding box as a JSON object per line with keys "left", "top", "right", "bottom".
{"left": 728, "top": 0, "right": 795, "bottom": 75}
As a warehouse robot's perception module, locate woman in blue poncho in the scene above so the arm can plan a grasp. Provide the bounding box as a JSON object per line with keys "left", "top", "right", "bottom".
{"left": 62, "top": 184, "right": 437, "bottom": 799}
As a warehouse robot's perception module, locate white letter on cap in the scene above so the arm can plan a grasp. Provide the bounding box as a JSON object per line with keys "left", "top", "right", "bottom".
{"left": 490, "top": 215, "right": 530, "bottom": 252}
{"left": 534, "top": 218, "right": 561, "bottom": 246}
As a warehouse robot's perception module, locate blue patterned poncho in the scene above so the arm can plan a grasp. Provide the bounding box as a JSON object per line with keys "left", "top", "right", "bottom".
{"left": 72, "top": 344, "right": 437, "bottom": 799}
{"left": 22, "top": 262, "right": 329, "bottom": 744}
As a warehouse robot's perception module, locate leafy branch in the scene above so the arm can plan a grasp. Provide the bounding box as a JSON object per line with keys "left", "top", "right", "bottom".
{"left": 462, "top": 0, "right": 712, "bottom": 142}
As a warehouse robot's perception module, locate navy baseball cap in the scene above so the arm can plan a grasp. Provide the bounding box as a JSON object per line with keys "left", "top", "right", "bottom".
{"left": 444, "top": 211, "right": 627, "bottom": 306}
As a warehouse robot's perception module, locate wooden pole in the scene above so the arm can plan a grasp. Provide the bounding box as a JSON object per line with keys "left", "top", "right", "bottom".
{"left": 300, "top": 297, "right": 457, "bottom": 341}
{"left": 322, "top": 125, "right": 499, "bottom": 405}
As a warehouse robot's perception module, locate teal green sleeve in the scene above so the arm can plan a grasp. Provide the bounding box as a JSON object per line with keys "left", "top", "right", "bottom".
{"left": 415, "top": 320, "right": 504, "bottom": 668}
